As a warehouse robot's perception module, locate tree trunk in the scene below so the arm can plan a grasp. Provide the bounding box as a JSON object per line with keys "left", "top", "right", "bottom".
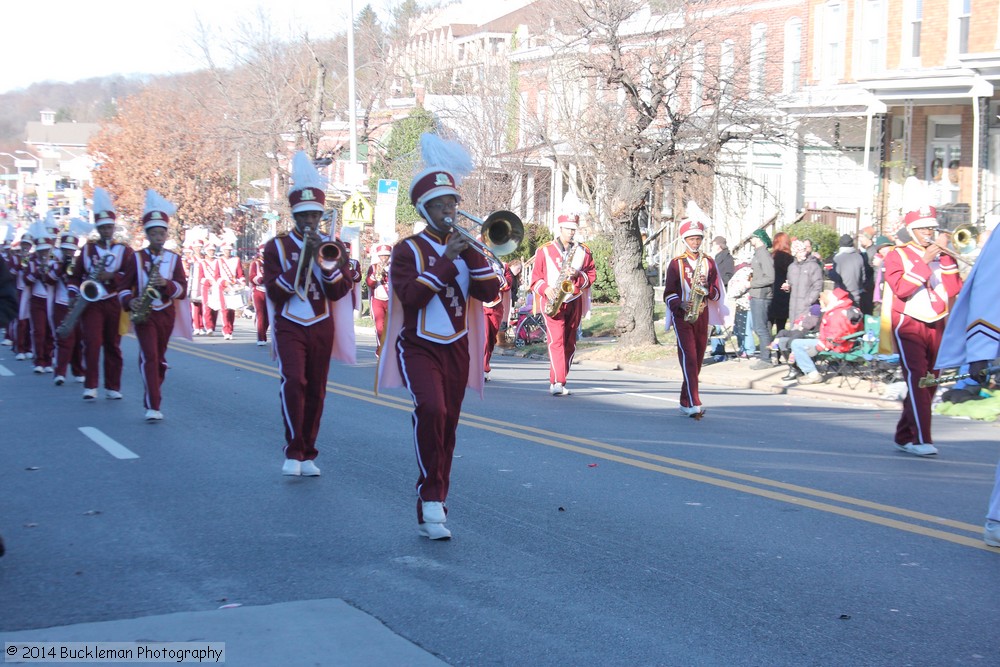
{"left": 610, "top": 211, "right": 657, "bottom": 346}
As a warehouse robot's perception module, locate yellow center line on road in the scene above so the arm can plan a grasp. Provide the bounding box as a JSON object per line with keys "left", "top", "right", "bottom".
{"left": 171, "top": 341, "right": 996, "bottom": 551}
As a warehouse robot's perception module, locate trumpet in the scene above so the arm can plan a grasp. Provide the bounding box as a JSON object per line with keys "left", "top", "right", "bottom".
{"left": 294, "top": 227, "right": 348, "bottom": 300}
{"left": 442, "top": 209, "right": 524, "bottom": 271}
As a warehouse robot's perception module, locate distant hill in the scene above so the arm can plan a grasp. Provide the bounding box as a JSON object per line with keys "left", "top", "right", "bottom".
{"left": 0, "top": 75, "right": 149, "bottom": 149}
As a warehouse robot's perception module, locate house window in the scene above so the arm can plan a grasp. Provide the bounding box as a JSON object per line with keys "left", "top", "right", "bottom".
{"left": 783, "top": 18, "right": 802, "bottom": 94}
{"left": 857, "top": 0, "right": 886, "bottom": 75}
{"left": 750, "top": 24, "right": 767, "bottom": 95}
{"left": 911, "top": 0, "right": 923, "bottom": 59}
{"left": 958, "top": 0, "right": 971, "bottom": 54}
{"left": 690, "top": 41, "right": 704, "bottom": 111}
{"left": 814, "top": 2, "right": 846, "bottom": 82}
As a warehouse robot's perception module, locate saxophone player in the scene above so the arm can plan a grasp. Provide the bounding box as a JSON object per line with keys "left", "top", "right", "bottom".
{"left": 365, "top": 243, "right": 392, "bottom": 356}
{"left": 119, "top": 190, "right": 190, "bottom": 422}
{"left": 664, "top": 214, "right": 726, "bottom": 418}
{"left": 529, "top": 212, "right": 596, "bottom": 396}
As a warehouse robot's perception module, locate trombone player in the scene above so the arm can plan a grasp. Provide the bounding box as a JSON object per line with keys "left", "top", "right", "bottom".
{"left": 365, "top": 243, "right": 392, "bottom": 357}
{"left": 263, "top": 151, "right": 355, "bottom": 477}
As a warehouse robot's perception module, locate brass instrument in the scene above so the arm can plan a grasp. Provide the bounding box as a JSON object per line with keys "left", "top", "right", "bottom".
{"left": 544, "top": 240, "right": 578, "bottom": 318}
{"left": 442, "top": 209, "right": 524, "bottom": 272}
{"left": 294, "top": 226, "right": 348, "bottom": 300}
{"left": 130, "top": 253, "right": 163, "bottom": 324}
{"left": 56, "top": 252, "right": 110, "bottom": 338}
{"left": 683, "top": 254, "right": 709, "bottom": 324}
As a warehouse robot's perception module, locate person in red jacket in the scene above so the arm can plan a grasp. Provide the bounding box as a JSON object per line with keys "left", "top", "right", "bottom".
{"left": 787, "top": 287, "right": 863, "bottom": 385}
{"left": 882, "top": 203, "right": 963, "bottom": 456}
{"left": 663, "top": 217, "right": 724, "bottom": 417}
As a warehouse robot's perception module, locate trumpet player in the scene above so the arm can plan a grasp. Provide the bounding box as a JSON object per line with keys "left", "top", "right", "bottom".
{"left": 119, "top": 190, "right": 190, "bottom": 422}
{"left": 69, "top": 187, "right": 132, "bottom": 401}
{"left": 23, "top": 228, "right": 55, "bottom": 374}
{"left": 10, "top": 234, "right": 34, "bottom": 361}
{"left": 51, "top": 229, "right": 87, "bottom": 385}
{"left": 365, "top": 243, "right": 392, "bottom": 356}
{"left": 663, "top": 216, "right": 724, "bottom": 418}
{"left": 529, "top": 212, "right": 596, "bottom": 396}
{"left": 263, "top": 151, "right": 356, "bottom": 477}
{"left": 882, "top": 196, "right": 964, "bottom": 457}
{"left": 376, "top": 133, "right": 503, "bottom": 540}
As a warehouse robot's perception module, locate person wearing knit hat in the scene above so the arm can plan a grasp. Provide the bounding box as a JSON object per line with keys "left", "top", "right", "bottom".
{"left": 365, "top": 242, "right": 393, "bottom": 356}
{"left": 119, "top": 190, "right": 191, "bottom": 421}
{"left": 246, "top": 243, "right": 269, "bottom": 346}
{"left": 529, "top": 195, "right": 597, "bottom": 396}
{"left": 23, "top": 220, "right": 55, "bottom": 373}
{"left": 376, "top": 133, "right": 503, "bottom": 541}
{"left": 263, "top": 150, "right": 357, "bottom": 478}
{"left": 748, "top": 228, "right": 776, "bottom": 369}
{"left": 880, "top": 177, "right": 964, "bottom": 457}
{"left": 68, "top": 186, "right": 133, "bottom": 401}
{"left": 663, "top": 203, "right": 727, "bottom": 417}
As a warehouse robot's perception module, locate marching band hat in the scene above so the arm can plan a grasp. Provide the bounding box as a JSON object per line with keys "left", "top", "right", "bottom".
{"left": 409, "top": 133, "right": 473, "bottom": 212}
{"left": 28, "top": 221, "right": 51, "bottom": 250}
{"left": 678, "top": 219, "right": 706, "bottom": 239}
{"left": 410, "top": 168, "right": 460, "bottom": 208}
{"left": 92, "top": 187, "right": 117, "bottom": 226}
{"left": 375, "top": 243, "right": 392, "bottom": 256}
{"left": 557, "top": 214, "right": 580, "bottom": 230}
{"left": 142, "top": 189, "right": 176, "bottom": 230}
{"left": 59, "top": 233, "right": 80, "bottom": 250}
{"left": 288, "top": 151, "right": 326, "bottom": 214}
{"left": 903, "top": 206, "right": 938, "bottom": 230}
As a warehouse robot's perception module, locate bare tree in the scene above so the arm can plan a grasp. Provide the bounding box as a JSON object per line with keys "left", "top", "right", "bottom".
{"left": 525, "top": 0, "right": 797, "bottom": 347}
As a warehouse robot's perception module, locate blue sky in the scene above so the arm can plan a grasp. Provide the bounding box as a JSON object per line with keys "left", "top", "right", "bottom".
{"left": 1, "top": 0, "right": 402, "bottom": 94}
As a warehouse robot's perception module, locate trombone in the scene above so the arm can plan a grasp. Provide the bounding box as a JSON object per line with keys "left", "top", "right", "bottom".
{"left": 443, "top": 209, "right": 524, "bottom": 271}
{"left": 293, "top": 226, "right": 348, "bottom": 300}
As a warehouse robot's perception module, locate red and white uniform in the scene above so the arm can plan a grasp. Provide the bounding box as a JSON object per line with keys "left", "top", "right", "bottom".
{"left": 119, "top": 249, "right": 189, "bottom": 411}
{"left": 883, "top": 243, "right": 963, "bottom": 446}
{"left": 24, "top": 255, "right": 55, "bottom": 367}
{"left": 483, "top": 263, "right": 514, "bottom": 373}
{"left": 201, "top": 254, "right": 220, "bottom": 332}
{"left": 664, "top": 252, "right": 721, "bottom": 410}
{"left": 51, "top": 252, "right": 85, "bottom": 379}
{"left": 69, "top": 240, "right": 132, "bottom": 392}
{"left": 263, "top": 230, "right": 355, "bottom": 463}
{"left": 187, "top": 251, "right": 211, "bottom": 332}
{"left": 375, "top": 228, "right": 501, "bottom": 523}
{"left": 530, "top": 239, "right": 596, "bottom": 386}
{"left": 247, "top": 256, "right": 268, "bottom": 342}
{"left": 214, "top": 255, "right": 246, "bottom": 336}
{"left": 366, "top": 261, "right": 390, "bottom": 353}
{"left": 12, "top": 254, "right": 32, "bottom": 355}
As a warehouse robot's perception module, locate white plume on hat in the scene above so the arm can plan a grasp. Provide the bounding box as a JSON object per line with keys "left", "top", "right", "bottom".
{"left": 27, "top": 220, "right": 51, "bottom": 249}
{"left": 92, "top": 187, "right": 115, "bottom": 217}
{"left": 44, "top": 210, "right": 60, "bottom": 233}
{"left": 142, "top": 189, "right": 176, "bottom": 230}
{"left": 684, "top": 201, "right": 712, "bottom": 227}
{"left": 184, "top": 226, "right": 210, "bottom": 248}
{"left": 417, "top": 133, "right": 474, "bottom": 185}
{"left": 0, "top": 224, "right": 11, "bottom": 245}
{"left": 559, "top": 190, "right": 585, "bottom": 217}
{"left": 219, "top": 228, "right": 238, "bottom": 247}
{"left": 901, "top": 176, "right": 932, "bottom": 212}
{"left": 288, "top": 151, "right": 326, "bottom": 194}
{"left": 68, "top": 217, "right": 94, "bottom": 237}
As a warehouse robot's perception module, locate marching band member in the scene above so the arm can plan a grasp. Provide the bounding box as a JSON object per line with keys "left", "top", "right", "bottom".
{"left": 376, "top": 133, "right": 502, "bottom": 540}
{"left": 663, "top": 207, "right": 726, "bottom": 418}
{"left": 247, "top": 244, "right": 269, "bottom": 346}
{"left": 186, "top": 240, "right": 209, "bottom": 335}
{"left": 483, "top": 259, "right": 515, "bottom": 381}
{"left": 263, "top": 151, "right": 356, "bottom": 477}
{"left": 215, "top": 242, "right": 246, "bottom": 340}
{"left": 11, "top": 233, "right": 34, "bottom": 361}
{"left": 530, "top": 210, "right": 596, "bottom": 396}
{"left": 881, "top": 179, "right": 964, "bottom": 456}
{"left": 119, "top": 190, "right": 191, "bottom": 421}
{"left": 934, "top": 224, "right": 999, "bottom": 544}
{"left": 51, "top": 224, "right": 88, "bottom": 385}
{"left": 69, "top": 187, "right": 133, "bottom": 400}
{"left": 365, "top": 243, "right": 391, "bottom": 356}
{"left": 23, "top": 223, "right": 55, "bottom": 373}
{"left": 202, "top": 245, "right": 221, "bottom": 336}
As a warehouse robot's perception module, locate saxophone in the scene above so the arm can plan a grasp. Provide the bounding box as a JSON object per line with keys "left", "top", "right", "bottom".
{"left": 544, "top": 241, "right": 578, "bottom": 318}
{"left": 130, "top": 253, "right": 163, "bottom": 324}
{"left": 56, "top": 250, "right": 107, "bottom": 338}
{"left": 683, "top": 253, "right": 709, "bottom": 324}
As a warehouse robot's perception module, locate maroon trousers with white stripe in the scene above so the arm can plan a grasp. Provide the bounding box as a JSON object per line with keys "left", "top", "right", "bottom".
{"left": 252, "top": 290, "right": 268, "bottom": 342}
{"left": 29, "top": 296, "right": 53, "bottom": 366}
{"left": 80, "top": 298, "right": 124, "bottom": 391}
{"left": 396, "top": 332, "right": 469, "bottom": 524}
{"left": 274, "top": 317, "right": 335, "bottom": 462}
{"left": 673, "top": 312, "right": 709, "bottom": 408}
{"left": 135, "top": 307, "right": 175, "bottom": 411}
{"left": 892, "top": 314, "right": 945, "bottom": 446}
{"left": 52, "top": 303, "right": 85, "bottom": 378}
{"left": 543, "top": 297, "right": 584, "bottom": 385}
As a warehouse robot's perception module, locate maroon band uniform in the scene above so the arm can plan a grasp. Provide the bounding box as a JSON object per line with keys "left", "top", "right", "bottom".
{"left": 247, "top": 254, "right": 268, "bottom": 344}
{"left": 664, "top": 250, "right": 720, "bottom": 410}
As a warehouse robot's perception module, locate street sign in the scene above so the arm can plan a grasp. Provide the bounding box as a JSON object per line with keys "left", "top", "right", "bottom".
{"left": 342, "top": 192, "right": 373, "bottom": 228}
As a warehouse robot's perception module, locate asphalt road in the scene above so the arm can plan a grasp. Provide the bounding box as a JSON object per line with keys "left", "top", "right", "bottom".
{"left": 2, "top": 321, "right": 998, "bottom": 666}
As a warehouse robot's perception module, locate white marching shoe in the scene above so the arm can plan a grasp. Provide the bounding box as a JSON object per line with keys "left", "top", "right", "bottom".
{"left": 418, "top": 522, "right": 452, "bottom": 540}
{"left": 223, "top": 333, "right": 233, "bottom": 340}
{"left": 550, "top": 382, "right": 570, "bottom": 396}
{"left": 15, "top": 353, "right": 26, "bottom": 361}
{"left": 106, "top": 390, "right": 123, "bottom": 400}
{"left": 422, "top": 501, "right": 446, "bottom": 523}
{"left": 300, "top": 460, "right": 321, "bottom": 477}
{"left": 33, "top": 365, "right": 44, "bottom": 374}
{"left": 82, "top": 388, "right": 98, "bottom": 400}
{"left": 256, "top": 340, "right": 268, "bottom": 347}
{"left": 144, "top": 409, "right": 163, "bottom": 421}
{"left": 679, "top": 405, "right": 703, "bottom": 417}
{"left": 53, "top": 375, "right": 65, "bottom": 386}
{"left": 74, "top": 375, "right": 86, "bottom": 383}
{"left": 282, "top": 459, "right": 302, "bottom": 476}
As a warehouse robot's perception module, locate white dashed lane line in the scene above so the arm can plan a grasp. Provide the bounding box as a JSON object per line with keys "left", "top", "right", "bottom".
{"left": 78, "top": 427, "right": 139, "bottom": 460}
{"left": 0, "top": 363, "right": 14, "bottom": 376}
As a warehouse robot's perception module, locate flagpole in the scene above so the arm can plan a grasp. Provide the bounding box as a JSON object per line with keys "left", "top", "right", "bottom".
{"left": 347, "top": 0, "right": 358, "bottom": 179}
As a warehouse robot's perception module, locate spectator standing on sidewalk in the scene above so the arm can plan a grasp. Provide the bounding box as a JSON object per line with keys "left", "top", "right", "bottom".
{"left": 768, "top": 232, "right": 793, "bottom": 333}
{"left": 749, "top": 230, "right": 775, "bottom": 369}
{"left": 830, "top": 234, "right": 870, "bottom": 310}
{"left": 786, "top": 238, "right": 823, "bottom": 323}
{"left": 726, "top": 251, "right": 756, "bottom": 359}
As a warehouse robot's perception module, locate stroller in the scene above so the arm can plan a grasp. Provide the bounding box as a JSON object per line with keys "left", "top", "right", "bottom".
{"left": 504, "top": 293, "right": 548, "bottom": 348}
